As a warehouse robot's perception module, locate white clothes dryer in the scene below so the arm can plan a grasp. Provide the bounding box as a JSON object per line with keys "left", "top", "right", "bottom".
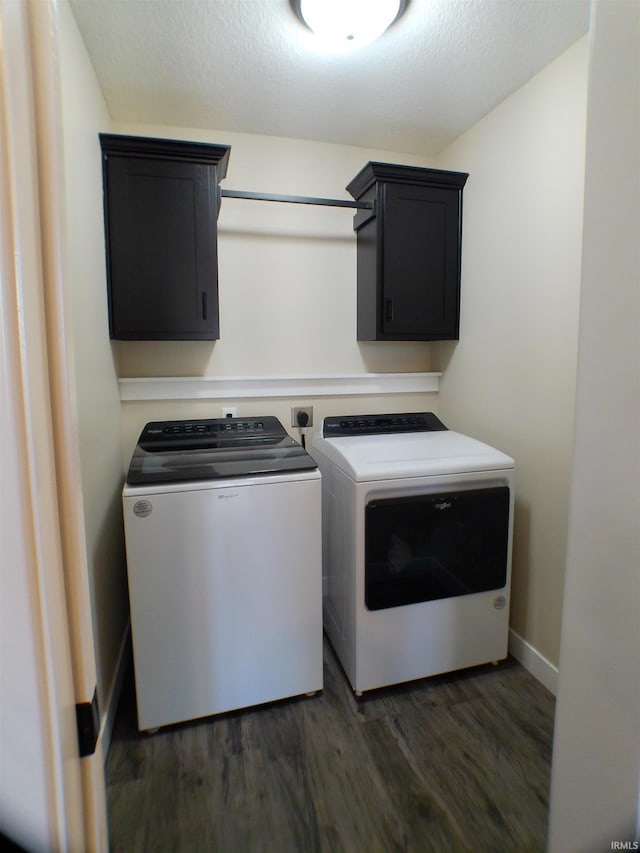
{"left": 311, "top": 412, "right": 515, "bottom": 695}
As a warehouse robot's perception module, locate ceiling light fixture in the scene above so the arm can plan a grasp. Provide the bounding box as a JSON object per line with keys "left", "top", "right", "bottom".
{"left": 291, "top": 0, "right": 408, "bottom": 49}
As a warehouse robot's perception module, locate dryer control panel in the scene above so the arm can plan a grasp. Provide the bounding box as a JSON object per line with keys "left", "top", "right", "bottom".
{"left": 322, "top": 412, "right": 447, "bottom": 438}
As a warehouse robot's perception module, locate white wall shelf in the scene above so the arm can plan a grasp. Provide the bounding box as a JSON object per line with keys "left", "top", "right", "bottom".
{"left": 119, "top": 372, "right": 440, "bottom": 401}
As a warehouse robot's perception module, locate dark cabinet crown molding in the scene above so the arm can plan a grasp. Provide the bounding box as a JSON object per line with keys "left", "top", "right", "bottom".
{"left": 347, "top": 161, "right": 468, "bottom": 200}
{"left": 99, "top": 133, "right": 231, "bottom": 178}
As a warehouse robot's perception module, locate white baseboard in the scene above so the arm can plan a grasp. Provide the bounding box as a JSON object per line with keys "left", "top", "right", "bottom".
{"left": 100, "top": 622, "right": 131, "bottom": 763}
{"left": 508, "top": 628, "right": 559, "bottom": 696}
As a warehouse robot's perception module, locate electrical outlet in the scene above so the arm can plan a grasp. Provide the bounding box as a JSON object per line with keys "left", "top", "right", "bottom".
{"left": 221, "top": 406, "right": 237, "bottom": 418}
{"left": 291, "top": 406, "right": 313, "bottom": 429}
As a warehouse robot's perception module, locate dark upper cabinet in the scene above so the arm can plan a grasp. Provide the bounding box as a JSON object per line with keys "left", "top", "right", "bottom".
{"left": 347, "top": 162, "right": 468, "bottom": 341}
{"left": 99, "top": 134, "right": 230, "bottom": 340}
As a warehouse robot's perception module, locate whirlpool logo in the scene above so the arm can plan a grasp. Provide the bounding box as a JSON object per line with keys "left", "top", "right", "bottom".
{"left": 434, "top": 501, "right": 452, "bottom": 510}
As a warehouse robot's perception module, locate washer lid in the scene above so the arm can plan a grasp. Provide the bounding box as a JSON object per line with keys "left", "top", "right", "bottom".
{"left": 126, "top": 416, "right": 317, "bottom": 485}
{"left": 312, "top": 429, "right": 514, "bottom": 482}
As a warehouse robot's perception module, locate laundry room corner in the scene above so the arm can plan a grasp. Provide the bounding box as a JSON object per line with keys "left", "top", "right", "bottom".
{"left": 432, "top": 36, "right": 589, "bottom": 688}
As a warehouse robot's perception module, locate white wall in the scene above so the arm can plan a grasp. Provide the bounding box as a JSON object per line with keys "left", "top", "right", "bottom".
{"left": 548, "top": 0, "right": 640, "bottom": 848}
{"left": 433, "top": 38, "right": 589, "bottom": 672}
{"left": 58, "top": 1, "right": 129, "bottom": 727}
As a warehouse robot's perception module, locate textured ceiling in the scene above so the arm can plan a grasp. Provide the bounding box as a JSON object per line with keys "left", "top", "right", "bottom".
{"left": 69, "top": 0, "right": 590, "bottom": 156}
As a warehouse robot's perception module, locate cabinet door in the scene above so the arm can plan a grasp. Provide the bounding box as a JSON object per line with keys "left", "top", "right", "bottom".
{"left": 381, "top": 182, "right": 461, "bottom": 339}
{"left": 105, "top": 155, "right": 219, "bottom": 339}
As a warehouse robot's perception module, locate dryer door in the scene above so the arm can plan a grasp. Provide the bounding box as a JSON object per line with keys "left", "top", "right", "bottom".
{"left": 365, "top": 487, "right": 510, "bottom": 611}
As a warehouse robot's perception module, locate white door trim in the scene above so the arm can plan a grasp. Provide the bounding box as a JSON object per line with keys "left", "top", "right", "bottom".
{"left": 0, "top": 1, "right": 107, "bottom": 848}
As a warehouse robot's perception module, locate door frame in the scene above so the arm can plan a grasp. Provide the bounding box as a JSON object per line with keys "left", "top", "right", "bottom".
{"left": 0, "top": 0, "right": 107, "bottom": 848}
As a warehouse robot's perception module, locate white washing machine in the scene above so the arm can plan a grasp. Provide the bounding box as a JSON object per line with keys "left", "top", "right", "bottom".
{"left": 311, "top": 412, "right": 515, "bottom": 695}
{"left": 122, "top": 416, "right": 322, "bottom": 731}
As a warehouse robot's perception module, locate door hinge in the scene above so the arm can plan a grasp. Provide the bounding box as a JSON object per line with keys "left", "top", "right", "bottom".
{"left": 76, "top": 687, "right": 100, "bottom": 758}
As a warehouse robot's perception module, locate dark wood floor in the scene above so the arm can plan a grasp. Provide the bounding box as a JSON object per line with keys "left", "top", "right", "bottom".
{"left": 106, "top": 637, "right": 555, "bottom": 852}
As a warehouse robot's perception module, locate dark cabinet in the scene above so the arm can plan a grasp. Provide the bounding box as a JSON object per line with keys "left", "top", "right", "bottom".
{"left": 347, "top": 162, "right": 468, "bottom": 341}
{"left": 99, "top": 134, "right": 230, "bottom": 340}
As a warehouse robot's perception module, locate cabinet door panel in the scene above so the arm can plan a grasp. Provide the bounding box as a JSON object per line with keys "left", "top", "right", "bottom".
{"left": 382, "top": 183, "right": 460, "bottom": 338}
{"left": 105, "top": 156, "right": 219, "bottom": 339}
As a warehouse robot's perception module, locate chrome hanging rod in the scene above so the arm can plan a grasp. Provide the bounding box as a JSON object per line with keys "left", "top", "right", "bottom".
{"left": 220, "top": 188, "right": 373, "bottom": 210}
